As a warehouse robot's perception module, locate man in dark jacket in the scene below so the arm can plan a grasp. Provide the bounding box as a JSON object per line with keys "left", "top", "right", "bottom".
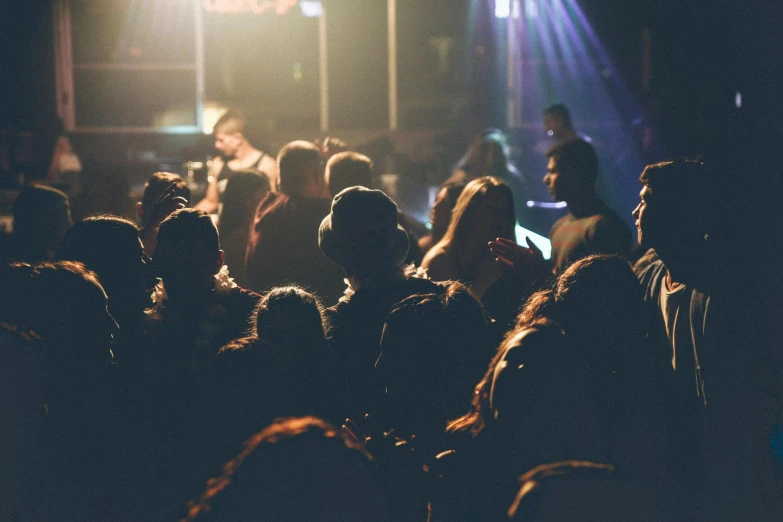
{"left": 633, "top": 160, "right": 781, "bottom": 521}
{"left": 245, "top": 140, "right": 345, "bottom": 305}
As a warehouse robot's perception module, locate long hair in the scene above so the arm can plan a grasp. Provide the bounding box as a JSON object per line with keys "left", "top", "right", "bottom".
{"left": 446, "top": 289, "right": 557, "bottom": 436}
{"left": 433, "top": 176, "right": 515, "bottom": 277}
{"left": 446, "top": 254, "right": 645, "bottom": 436}
{"left": 456, "top": 135, "right": 512, "bottom": 181}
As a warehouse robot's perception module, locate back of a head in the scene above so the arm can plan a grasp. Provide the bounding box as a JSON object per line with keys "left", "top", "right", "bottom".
{"left": 507, "top": 461, "right": 663, "bottom": 521}
{"left": 56, "top": 214, "right": 142, "bottom": 297}
{"left": 12, "top": 185, "right": 72, "bottom": 259}
{"left": 254, "top": 285, "right": 326, "bottom": 349}
{"left": 378, "top": 282, "right": 492, "bottom": 430}
{"left": 554, "top": 254, "right": 643, "bottom": 336}
{"left": 219, "top": 170, "right": 270, "bottom": 234}
{"left": 141, "top": 172, "right": 191, "bottom": 226}
{"left": 213, "top": 109, "right": 246, "bottom": 136}
{"left": 183, "top": 417, "right": 390, "bottom": 522}
{"left": 546, "top": 139, "right": 598, "bottom": 185}
{"left": 543, "top": 103, "right": 572, "bottom": 128}
{"left": 459, "top": 135, "right": 509, "bottom": 179}
{"left": 157, "top": 208, "right": 220, "bottom": 253}
{"left": 277, "top": 140, "right": 322, "bottom": 195}
{"left": 2, "top": 261, "right": 115, "bottom": 363}
{"left": 325, "top": 151, "right": 373, "bottom": 196}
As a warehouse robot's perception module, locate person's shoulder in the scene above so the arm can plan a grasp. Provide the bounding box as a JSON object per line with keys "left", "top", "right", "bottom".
{"left": 636, "top": 259, "right": 667, "bottom": 300}
{"left": 422, "top": 245, "right": 458, "bottom": 280}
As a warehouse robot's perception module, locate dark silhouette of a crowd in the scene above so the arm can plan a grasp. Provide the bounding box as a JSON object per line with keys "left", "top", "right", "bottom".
{"left": 1, "top": 106, "right": 781, "bottom": 522}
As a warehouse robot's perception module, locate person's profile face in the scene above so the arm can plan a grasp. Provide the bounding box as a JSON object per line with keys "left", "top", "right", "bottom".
{"left": 543, "top": 156, "right": 569, "bottom": 202}
{"left": 632, "top": 185, "right": 657, "bottom": 247}
{"left": 214, "top": 129, "right": 243, "bottom": 158}
{"left": 430, "top": 187, "right": 453, "bottom": 234}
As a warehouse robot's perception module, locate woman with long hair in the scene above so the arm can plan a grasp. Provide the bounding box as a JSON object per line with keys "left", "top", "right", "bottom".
{"left": 432, "top": 255, "right": 669, "bottom": 521}
{"left": 421, "top": 177, "right": 515, "bottom": 301}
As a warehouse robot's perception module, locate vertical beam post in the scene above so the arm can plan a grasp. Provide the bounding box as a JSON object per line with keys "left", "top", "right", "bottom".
{"left": 387, "top": 0, "right": 398, "bottom": 131}
{"left": 195, "top": 0, "right": 205, "bottom": 132}
{"left": 319, "top": 4, "right": 329, "bottom": 132}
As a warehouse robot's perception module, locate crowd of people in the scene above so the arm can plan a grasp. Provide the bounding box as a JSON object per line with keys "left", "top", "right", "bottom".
{"left": 0, "top": 104, "right": 780, "bottom": 521}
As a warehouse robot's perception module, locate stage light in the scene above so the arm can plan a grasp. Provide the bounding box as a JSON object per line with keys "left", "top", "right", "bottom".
{"left": 735, "top": 91, "right": 742, "bottom": 109}
{"left": 495, "top": 0, "right": 511, "bottom": 19}
{"left": 300, "top": 1, "right": 323, "bottom": 18}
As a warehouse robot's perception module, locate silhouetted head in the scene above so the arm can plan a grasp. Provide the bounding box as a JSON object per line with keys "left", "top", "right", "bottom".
{"left": 543, "top": 103, "right": 573, "bottom": 140}
{"left": 254, "top": 286, "right": 327, "bottom": 371}
{"left": 633, "top": 159, "right": 718, "bottom": 251}
{"left": 325, "top": 151, "right": 373, "bottom": 196}
{"left": 377, "top": 281, "right": 492, "bottom": 437}
{"left": 319, "top": 187, "right": 409, "bottom": 277}
{"left": 138, "top": 172, "right": 190, "bottom": 227}
{"left": 155, "top": 209, "right": 224, "bottom": 302}
{"left": 457, "top": 132, "right": 511, "bottom": 180}
{"left": 56, "top": 214, "right": 149, "bottom": 327}
{"left": 12, "top": 184, "right": 71, "bottom": 261}
{"left": 543, "top": 139, "right": 598, "bottom": 202}
{"left": 183, "top": 416, "right": 390, "bottom": 522}
{"left": 213, "top": 109, "right": 249, "bottom": 159}
{"left": 0, "top": 261, "right": 117, "bottom": 374}
{"left": 277, "top": 141, "right": 324, "bottom": 196}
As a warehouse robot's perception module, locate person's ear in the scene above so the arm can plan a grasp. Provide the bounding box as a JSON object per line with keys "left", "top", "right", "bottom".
{"left": 136, "top": 201, "right": 144, "bottom": 218}
{"left": 213, "top": 250, "right": 225, "bottom": 275}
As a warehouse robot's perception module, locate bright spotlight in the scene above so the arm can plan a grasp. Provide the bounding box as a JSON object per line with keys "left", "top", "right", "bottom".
{"left": 495, "top": 0, "right": 511, "bottom": 19}
{"left": 300, "top": 1, "right": 323, "bottom": 18}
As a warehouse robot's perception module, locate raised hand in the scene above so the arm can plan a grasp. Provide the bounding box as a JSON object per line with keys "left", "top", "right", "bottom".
{"left": 489, "top": 237, "right": 551, "bottom": 276}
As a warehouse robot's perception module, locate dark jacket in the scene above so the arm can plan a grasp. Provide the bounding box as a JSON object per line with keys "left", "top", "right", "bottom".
{"left": 245, "top": 192, "right": 346, "bottom": 306}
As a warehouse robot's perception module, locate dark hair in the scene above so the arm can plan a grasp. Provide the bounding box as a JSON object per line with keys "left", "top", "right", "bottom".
{"left": 141, "top": 172, "right": 190, "bottom": 226}
{"left": 254, "top": 285, "right": 326, "bottom": 343}
{"left": 435, "top": 177, "right": 516, "bottom": 270}
{"left": 218, "top": 170, "right": 270, "bottom": 236}
{"left": 1, "top": 261, "right": 115, "bottom": 362}
{"left": 447, "top": 254, "right": 644, "bottom": 436}
{"left": 157, "top": 208, "right": 219, "bottom": 252}
{"left": 545, "top": 139, "right": 599, "bottom": 185}
{"left": 543, "top": 103, "right": 572, "bottom": 127}
{"left": 638, "top": 159, "right": 718, "bottom": 234}
{"left": 439, "top": 180, "right": 467, "bottom": 207}
{"left": 213, "top": 109, "right": 247, "bottom": 135}
{"left": 182, "top": 417, "right": 387, "bottom": 522}
{"left": 276, "top": 141, "right": 322, "bottom": 194}
{"left": 377, "top": 281, "right": 493, "bottom": 436}
{"left": 325, "top": 151, "right": 373, "bottom": 196}
{"left": 56, "top": 214, "right": 141, "bottom": 295}
{"left": 12, "top": 184, "right": 71, "bottom": 242}
{"left": 456, "top": 135, "right": 512, "bottom": 180}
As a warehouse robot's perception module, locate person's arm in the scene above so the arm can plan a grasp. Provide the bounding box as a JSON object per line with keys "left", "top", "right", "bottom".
{"left": 194, "top": 157, "right": 224, "bottom": 213}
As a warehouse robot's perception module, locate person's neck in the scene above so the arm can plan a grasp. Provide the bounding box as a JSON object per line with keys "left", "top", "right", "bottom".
{"left": 656, "top": 241, "right": 710, "bottom": 290}
{"left": 565, "top": 191, "right": 601, "bottom": 218}
{"left": 233, "top": 141, "right": 260, "bottom": 163}
{"left": 557, "top": 128, "right": 579, "bottom": 142}
{"left": 347, "top": 266, "right": 406, "bottom": 292}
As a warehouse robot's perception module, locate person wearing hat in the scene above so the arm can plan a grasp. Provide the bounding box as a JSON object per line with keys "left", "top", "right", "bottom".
{"left": 319, "top": 186, "right": 441, "bottom": 422}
